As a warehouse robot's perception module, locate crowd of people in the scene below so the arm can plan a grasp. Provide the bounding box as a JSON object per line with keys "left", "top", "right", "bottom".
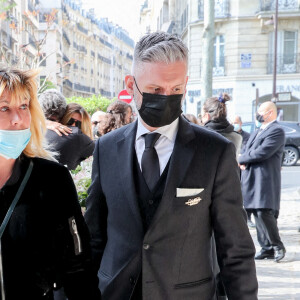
{"left": 0, "top": 31, "right": 288, "bottom": 300}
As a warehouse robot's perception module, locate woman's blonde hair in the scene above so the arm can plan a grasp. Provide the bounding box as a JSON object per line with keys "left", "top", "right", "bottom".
{"left": 0, "top": 67, "right": 54, "bottom": 160}
{"left": 61, "top": 103, "right": 93, "bottom": 139}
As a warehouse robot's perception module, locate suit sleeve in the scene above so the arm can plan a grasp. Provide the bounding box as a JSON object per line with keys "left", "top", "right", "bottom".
{"left": 211, "top": 142, "right": 258, "bottom": 299}
{"left": 84, "top": 138, "right": 108, "bottom": 275}
{"left": 239, "top": 127, "right": 285, "bottom": 165}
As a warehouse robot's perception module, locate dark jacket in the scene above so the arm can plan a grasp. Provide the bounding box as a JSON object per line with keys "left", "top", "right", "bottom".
{"left": 204, "top": 119, "right": 242, "bottom": 159}
{"left": 85, "top": 116, "right": 258, "bottom": 300}
{"left": 0, "top": 156, "right": 100, "bottom": 300}
{"left": 239, "top": 121, "right": 285, "bottom": 210}
{"left": 46, "top": 126, "right": 95, "bottom": 170}
{"left": 240, "top": 130, "right": 250, "bottom": 154}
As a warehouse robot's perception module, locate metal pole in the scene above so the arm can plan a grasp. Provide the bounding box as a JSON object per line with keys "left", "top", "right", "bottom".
{"left": 272, "top": 0, "right": 279, "bottom": 100}
{"left": 201, "top": 0, "right": 215, "bottom": 104}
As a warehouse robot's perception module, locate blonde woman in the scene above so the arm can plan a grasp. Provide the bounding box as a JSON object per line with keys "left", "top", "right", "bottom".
{"left": 0, "top": 67, "right": 99, "bottom": 300}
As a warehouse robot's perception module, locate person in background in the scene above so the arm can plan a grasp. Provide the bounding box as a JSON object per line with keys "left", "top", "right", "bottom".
{"left": 239, "top": 101, "right": 286, "bottom": 263}
{"left": 39, "top": 89, "right": 94, "bottom": 170}
{"left": 106, "top": 100, "right": 133, "bottom": 127}
{"left": 183, "top": 113, "right": 199, "bottom": 124}
{"left": 61, "top": 103, "right": 93, "bottom": 140}
{"left": 0, "top": 67, "right": 100, "bottom": 300}
{"left": 91, "top": 110, "right": 107, "bottom": 138}
{"left": 201, "top": 93, "right": 242, "bottom": 160}
{"left": 101, "top": 100, "right": 134, "bottom": 135}
{"left": 232, "top": 115, "right": 250, "bottom": 154}
{"left": 232, "top": 115, "right": 254, "bottom": 228}
{"left": 85, "top": 31, "right": 257, "bottom": 300}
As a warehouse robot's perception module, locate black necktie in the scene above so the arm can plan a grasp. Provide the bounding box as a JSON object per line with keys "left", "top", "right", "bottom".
{"left": 141, "top": 133, "right": 161, "bottom": 191}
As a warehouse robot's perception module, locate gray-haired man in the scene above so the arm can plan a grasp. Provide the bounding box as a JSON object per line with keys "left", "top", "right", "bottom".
{"left": 85, "top": 32, "right": 258, "bottom": 300}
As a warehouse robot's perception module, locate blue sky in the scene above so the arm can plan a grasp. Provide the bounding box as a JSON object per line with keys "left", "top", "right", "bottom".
{"left": 82, "top": 0, "right": 144, "bottom": 41}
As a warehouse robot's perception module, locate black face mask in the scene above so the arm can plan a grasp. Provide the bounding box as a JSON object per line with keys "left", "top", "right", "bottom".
{"left": 93, "top": 126, "right": 101, "bottom": 138}
{"left": 134, "top": 77, "right": 183, "bottom": 127}
{"left": 256, "top": 113, "right": 265, "bottom": 123}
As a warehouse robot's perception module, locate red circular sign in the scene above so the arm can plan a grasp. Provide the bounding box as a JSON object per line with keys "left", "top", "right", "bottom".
{"left": 118, "top": 89, "right": 133, "bottom": 103}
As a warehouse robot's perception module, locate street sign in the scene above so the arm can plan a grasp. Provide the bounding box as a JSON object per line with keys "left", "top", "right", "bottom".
{"left": 118, "top": 89, "right": 133, "bottom": 103}
{"left": 277, "top": 92, "right": 292, "bottom": 102}
{"left": 241, "top": 53, "right": 252, "bottom": 68}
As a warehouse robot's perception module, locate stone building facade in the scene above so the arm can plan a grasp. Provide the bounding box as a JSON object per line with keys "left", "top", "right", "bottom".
{"left": 0, "top": 0, "right": 135, "bottom": 99}
{"left": 140, "top": 0, "right": 300, "bottom": 122}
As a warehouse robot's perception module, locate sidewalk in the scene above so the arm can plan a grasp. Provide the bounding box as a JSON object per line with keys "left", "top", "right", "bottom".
{"left": 249, "top": 188, "right": 300, "bottom": 300}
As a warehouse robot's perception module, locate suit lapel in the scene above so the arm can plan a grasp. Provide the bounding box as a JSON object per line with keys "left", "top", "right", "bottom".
{"left": 145, "top": 116, "right": 197, "bottom": 233}
{"left": 116, "top": 122, "right": 143, "bottom": 229}
{"left": 250, "top": 122, "right": 277, "bottom": 146}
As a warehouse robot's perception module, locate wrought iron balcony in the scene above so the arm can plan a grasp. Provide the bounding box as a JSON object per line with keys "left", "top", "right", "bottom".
{"left": 76, "top": 23, "right": 88, "bottom": 35}
{"left": 198, "top": 0, "right": 230, "bottom": 20}
{"left": 63, "top": 79, "right": 73, "bottom": 89}
{"left": 267, "top": 53, "right": 300, "bottom": 74}
{"left": 260, "top": 0, "right": 299, "bottom": 11}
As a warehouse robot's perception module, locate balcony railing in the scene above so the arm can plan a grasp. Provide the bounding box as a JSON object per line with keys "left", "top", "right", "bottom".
{"left": 63, "top": 79, "right": 73, "bottom": 89}
{"left": 260, "top": 0, "right": 299, "bottom": 12}
{"left": 29, "top": 34, "right": 37, "bottom": 49}
{"left": 76, "top": 23, "right": 88, "bottom": 35}
{"left": 98, "top": 54, "right": 111, "bottom": 64}
{"left": 267, "top": 53, "right": 300, "bottom": 74}
{"left": 198, "top": 0, "right": 230, "bottom": 20}
{"left": 63, "top": 30, "right": 71, "bottom": 46}
{"left": 74, "top": 83, "right": 91, "bottom": 93}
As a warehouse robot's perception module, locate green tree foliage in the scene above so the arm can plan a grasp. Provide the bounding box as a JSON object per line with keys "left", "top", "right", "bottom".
{"left": 66, "top": 95, "right": 114, "bottom": 115}
{"left": 39, "top": 78, "right": 57, "bottom": 94}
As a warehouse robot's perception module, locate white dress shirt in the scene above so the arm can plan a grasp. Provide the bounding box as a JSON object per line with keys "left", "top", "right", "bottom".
{"left": 135, "top": 117, "right": 179, "bottom": 175}
{"left": 261, "top": 119, "right": 276, "bottom": 130}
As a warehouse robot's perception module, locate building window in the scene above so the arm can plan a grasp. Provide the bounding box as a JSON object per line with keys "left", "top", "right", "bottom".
{"left": 213, "top": 35, "right": 225, "bottom": 76}
{"left": 268, "top": 30, "right": 298, "bottom": 74}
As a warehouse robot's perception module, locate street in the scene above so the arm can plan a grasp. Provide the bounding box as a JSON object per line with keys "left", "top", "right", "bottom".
{"left": 250, "top": 163, "right": 300, "bottom": 299}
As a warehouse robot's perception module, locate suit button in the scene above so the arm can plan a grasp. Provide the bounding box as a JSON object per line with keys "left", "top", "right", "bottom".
{"left": 143, "top": 243, "right": 150, "bottom": 250}
{"left": 149, "top": 199, "right": 153, "bottom": 205}
{"left": 129, "top": 277, "right": 135, "bottom": 285}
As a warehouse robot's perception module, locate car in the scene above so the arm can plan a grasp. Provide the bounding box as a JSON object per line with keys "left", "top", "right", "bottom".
{"left": 242, "top": 121, "right": 300, "bottom": 166}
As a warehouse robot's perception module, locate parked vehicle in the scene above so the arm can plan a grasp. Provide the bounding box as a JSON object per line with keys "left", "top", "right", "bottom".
{"left": 242, "top": 121, "right": 300, "bottom": 166}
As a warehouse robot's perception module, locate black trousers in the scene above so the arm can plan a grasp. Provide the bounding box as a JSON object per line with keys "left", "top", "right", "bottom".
{"left": 252, "top": 209, "right": 284, "bottom": 251}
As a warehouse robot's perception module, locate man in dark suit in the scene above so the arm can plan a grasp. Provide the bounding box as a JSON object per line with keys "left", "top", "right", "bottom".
{"left": 239, "top": 101, "right": 286, "bottom": 262}
{"left": 85, "top": 32, "right": 257, "bottom": 300}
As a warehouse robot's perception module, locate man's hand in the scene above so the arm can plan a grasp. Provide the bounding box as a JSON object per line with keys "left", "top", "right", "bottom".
{"left": 46, "top": 120, "right": 72, "bottom": 136}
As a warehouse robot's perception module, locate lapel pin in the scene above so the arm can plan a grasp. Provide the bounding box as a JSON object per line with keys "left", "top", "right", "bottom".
{"left": 185, "top": 197, "right": 201, "bottom": 206}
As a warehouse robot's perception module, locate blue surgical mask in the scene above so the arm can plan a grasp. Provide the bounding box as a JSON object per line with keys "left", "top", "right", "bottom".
{"left": 233, "top": 124, "right": 241, "bottom": 132}
{"left": 0, "top": 128, "right": 31, "bottom": 159}
{"left": 255, "top": 120, "right": 262, "bottom": 128}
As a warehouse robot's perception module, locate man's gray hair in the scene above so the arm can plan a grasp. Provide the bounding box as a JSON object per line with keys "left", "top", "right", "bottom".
{"left": 38, "top": 89, "right": 67, "bottom": 121}
{"left": 133, "top": 31, "right": 188, "bottom": 71}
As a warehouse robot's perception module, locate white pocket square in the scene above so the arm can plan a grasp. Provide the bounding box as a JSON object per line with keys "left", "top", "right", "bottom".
{"left": 176, "top": 188, "right": 204, "bottom": 197}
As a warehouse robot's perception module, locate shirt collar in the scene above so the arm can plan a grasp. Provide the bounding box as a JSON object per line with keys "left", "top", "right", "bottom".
{"left": 136, "top": 116, "right": 179, "bottom": 143}
{"left": 261, "top": 119, "right": 276, "bottom": 129}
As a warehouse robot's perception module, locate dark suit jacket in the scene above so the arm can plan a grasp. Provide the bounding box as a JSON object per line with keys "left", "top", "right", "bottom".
{"left": 240, "top": 130, "right": 250, "bottom": 154}
{"left": 239, "top": 121, "right": 285, "bottom": 210}
{"left": 85, "top": 116, "right": 258, "bottom": 300}
{"left": 46, "top": 127, "right": 95, "bottom": 170}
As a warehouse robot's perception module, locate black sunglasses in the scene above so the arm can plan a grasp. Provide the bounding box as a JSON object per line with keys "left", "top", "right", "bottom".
{"left": 67, "top": 118, "right": 82, "bottom": 129}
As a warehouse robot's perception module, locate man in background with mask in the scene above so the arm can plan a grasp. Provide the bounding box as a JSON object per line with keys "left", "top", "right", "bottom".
{"left": 239, "top": 101, "right": 286, "bottom": 263}
{"left": 85, "top": 32, "right": 257, "bottom": 300}
{"left": 233, "top": 115, "right": 250, "bottom": 154}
